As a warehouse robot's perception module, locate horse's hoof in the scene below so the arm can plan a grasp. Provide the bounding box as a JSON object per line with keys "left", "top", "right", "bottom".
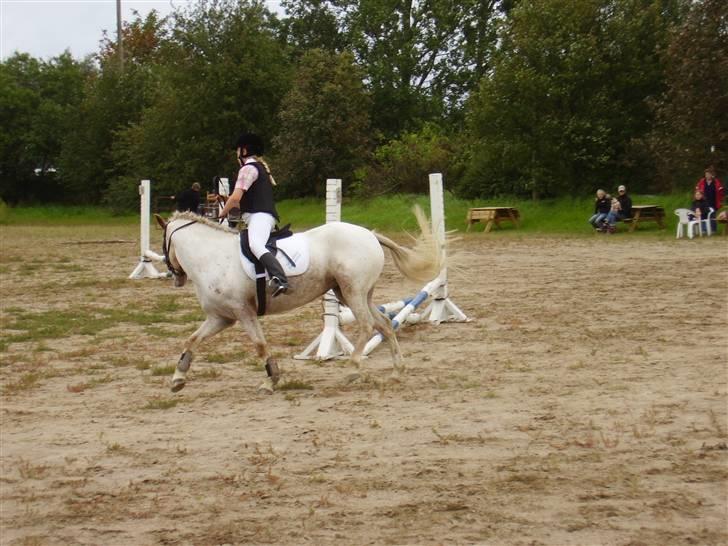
{"left": 257, "top": 379, "right": 274, "bottom": 395}
{"left": 170, "top": 378, "right": 186, "bottom": 393}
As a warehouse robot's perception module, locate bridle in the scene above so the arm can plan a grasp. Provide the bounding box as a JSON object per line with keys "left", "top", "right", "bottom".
{"left": 162, "top": 220, "right": 197, "bottom": 277}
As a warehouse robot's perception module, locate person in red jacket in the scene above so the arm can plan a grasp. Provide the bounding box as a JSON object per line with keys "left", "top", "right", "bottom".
{"left": 695, "top": 167, "right": 724, "bottom": 230}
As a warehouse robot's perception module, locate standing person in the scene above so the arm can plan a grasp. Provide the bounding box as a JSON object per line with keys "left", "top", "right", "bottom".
{"left": 695, "top": 167, "right": 724, "bottom": 231}
{"left": 605, "top": 184, "right": 633, "bottom": 233}
{"left": 219, "top": 132, "right": 288, "bottom": 297}
{"left": 588, "top": 189, "right": 611, "bottom": 231}
{"left": 175, "top": 182, "right": 202, "bottom": 213}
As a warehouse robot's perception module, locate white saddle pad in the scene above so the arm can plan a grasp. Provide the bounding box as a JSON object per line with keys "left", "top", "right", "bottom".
{"left": 239, "top": 233, "right": 310, "bottom": 281}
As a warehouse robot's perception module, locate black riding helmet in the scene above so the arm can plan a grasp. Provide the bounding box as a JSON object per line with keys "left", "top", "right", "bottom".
{"left": 235, "top": 132, "right": 265, "bottom": 157}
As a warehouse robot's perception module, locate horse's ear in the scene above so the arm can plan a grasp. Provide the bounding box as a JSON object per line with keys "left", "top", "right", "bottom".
{"left": 154, "top": 214, "right": 167, "bottom": 229}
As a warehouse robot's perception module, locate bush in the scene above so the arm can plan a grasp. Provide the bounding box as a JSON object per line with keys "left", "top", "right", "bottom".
{"left": 356, "top": 124, "right": 461, "bottom": 197}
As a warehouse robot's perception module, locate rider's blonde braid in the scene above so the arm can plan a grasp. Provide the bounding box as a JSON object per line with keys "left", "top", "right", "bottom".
{"left": 257, "top": 157, "right": 277, "bottom": 186}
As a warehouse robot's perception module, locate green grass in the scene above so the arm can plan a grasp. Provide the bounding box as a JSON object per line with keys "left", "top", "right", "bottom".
{"left": 0, "top": 297, "right": 203, "bottom": 348}
{"left": 278, "top": 379, "right": 314, "bottom": 391}
{"left": 206, "top": 352, "right": 238, "bottom": 364}
{"left": 142, "top": 398, "right": 179, "bottom": 410}
{"left": 3, "top": 372, "right": 43, "bottom": 395}
{"left": 277, "top": 192, "right": 698, "bottom": 234}
{"left": 0, "top": 192, "right": 707, "bottom": 234}
{"left": 0, "top": 204, "right": 136, "bottom": 225}
{"left": 150, "top": 365, "right": 176, "bottom": 376}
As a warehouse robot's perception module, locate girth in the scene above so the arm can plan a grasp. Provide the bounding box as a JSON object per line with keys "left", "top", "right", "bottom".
{"left": 240, "top": 225, "right": 294, "bottom": 316}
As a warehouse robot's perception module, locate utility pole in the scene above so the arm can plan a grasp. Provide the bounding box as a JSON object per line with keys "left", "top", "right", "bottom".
{"left": 116, "top": 0, "right": 124, "bottom": 71}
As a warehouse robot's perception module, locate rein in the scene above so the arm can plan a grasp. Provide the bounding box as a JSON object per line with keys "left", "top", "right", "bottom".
{"left": 162, "top": 220, "right": 197, "bottom": 277}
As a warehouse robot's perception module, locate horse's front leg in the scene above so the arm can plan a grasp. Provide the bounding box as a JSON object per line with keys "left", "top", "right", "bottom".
{"left": 171, "top": 315, "right": 234, "bottom": 392}
{"left": 237, "top": 311, "right": 278, "bottom": 394}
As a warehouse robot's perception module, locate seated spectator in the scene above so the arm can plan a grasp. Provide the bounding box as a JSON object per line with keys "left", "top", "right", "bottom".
{"left": 605, "top": 184, "right": 633, "bottom": 233}
{"left": 175, "top": 182, "right": 202, "bottom": 213}
{"left": 588, "top": 189, "right": 611, "bottom": 231}
{"left": 689, "top": 189, "right": 710, "bottom": 221}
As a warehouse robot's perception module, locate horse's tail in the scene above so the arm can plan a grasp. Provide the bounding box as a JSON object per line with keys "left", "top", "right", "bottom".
{"left": 374, "top": 205, "right": 444, "bottom": 283}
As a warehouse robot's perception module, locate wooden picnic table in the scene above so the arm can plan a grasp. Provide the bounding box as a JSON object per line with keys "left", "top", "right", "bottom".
{"left": 466, "top": 207, "right": 520, "bottom": 232}
{"left": 624, "top": 205, "right": 665, "bottom": 232}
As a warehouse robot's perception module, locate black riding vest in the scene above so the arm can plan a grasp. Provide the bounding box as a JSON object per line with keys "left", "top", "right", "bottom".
{"left": 240, "top": 161, "right": 279, "bottom": 221}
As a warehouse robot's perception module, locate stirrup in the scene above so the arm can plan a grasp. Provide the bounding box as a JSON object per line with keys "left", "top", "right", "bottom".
{"left": 269, "top": 277, "right": 288, "bottom": 297}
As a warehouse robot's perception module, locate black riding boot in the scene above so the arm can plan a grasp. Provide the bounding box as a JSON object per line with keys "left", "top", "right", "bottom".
{"left": 258, "top": 252, "right": 289, "bottom": 297}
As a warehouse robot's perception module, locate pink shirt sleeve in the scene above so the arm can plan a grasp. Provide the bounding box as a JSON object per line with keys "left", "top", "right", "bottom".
{"left": 234, "top": 164, "right": 259, "bottom": 192}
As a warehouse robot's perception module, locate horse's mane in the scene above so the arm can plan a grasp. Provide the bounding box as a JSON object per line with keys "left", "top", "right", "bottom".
{"left": 169, "top": 211, "right": 238, "bottom": 234}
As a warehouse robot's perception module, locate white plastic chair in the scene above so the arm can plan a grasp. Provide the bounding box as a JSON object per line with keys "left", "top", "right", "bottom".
{"left": 675, "top": 208, "right": 702, "bottom": 239}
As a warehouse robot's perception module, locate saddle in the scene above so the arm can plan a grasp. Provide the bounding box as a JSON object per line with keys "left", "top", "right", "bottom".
{"left": 240, "top": 225, "right": 294, "bottom": 316}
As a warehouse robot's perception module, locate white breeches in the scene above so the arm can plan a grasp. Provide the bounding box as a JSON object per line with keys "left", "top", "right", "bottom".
{"left": 245, "top": 212, "right": 276, "bottom": 259}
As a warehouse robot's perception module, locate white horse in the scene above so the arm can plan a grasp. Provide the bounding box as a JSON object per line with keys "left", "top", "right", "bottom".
{"left": 154, "top": 208, "right": 442, "bottom": 393}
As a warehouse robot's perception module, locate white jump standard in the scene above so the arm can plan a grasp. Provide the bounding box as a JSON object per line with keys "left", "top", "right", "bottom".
{"left": 129, "top": 179, "right": 168, "bottom": 279}
{"left": 417, "top": 173, "right": 468, "bottom": 324}
{"left": 293, "top": 179, "right": 355, "bottom": 360}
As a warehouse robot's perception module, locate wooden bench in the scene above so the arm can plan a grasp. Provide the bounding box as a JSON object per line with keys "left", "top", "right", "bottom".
{"left": 623, "top": 205, "right": 665, "bottom": 232}
{"left": 466, "top": 207, "right": 520, "bottom": 232}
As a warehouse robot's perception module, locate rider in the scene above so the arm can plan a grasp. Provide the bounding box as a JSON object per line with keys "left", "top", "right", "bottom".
{"left": 219, "top": 132, "right": 288, "bottom": 297}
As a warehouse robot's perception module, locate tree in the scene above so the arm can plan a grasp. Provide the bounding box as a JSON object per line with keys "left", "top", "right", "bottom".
{"left": 643, "top": 0, "right": 727, "bottom": 190}
{"left": 280, "top": 0, "right": 501, "bottom": 137}
{"left": 460, "top": 0, "right": 682, "bottom": 199}
{"left": 273, "top": 49, "right": 371, "bottom": 197}
{"left": 279, "top": 0, "right": 347, "bottom": 54}
{"left": 108, "top": 0, "right": 292, "bottom": 210}
{"left": 57, "top": 11, "right": 166, "bottom": 204}
{"left": 0, "top": 52, "right": 91, "bottom": 203}
{"left": 360, "top": 123, "right": 460, "bottom": 195}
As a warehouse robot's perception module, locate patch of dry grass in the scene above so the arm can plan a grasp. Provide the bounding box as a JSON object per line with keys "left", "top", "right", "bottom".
{"left": 141, "top": 397, "right": 179, "bottom": 410}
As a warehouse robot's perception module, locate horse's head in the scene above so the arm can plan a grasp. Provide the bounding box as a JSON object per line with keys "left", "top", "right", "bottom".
{"left": 155, "top": 214, "right": 189, "bottom": 287}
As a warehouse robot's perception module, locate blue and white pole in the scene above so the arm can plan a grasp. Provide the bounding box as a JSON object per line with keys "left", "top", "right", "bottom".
{"left": 362, "top": 277, "right": 442, "bottom": 355}
{"left": 338, "top": 297, "right": 414, "bottom": 326}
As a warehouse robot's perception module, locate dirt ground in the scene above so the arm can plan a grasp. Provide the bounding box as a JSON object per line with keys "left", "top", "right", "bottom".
{"left": 1, "top": 223, "right": 726, "bottom": 546}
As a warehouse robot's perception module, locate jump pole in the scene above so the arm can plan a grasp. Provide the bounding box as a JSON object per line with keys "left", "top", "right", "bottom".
{"left": 129, "top": 179, "right": 168, "bottom": 279}
{"left": 338, "top": 298, "right": 413, "bottom": 325}
{"left": 294, "top": 179, "right": 354, "bottom": 360}
{"left": 362, "top": 276, "right": 442, "bottom": 355}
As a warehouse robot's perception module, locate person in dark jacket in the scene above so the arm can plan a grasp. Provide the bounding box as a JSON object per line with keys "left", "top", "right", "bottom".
{"left": 605, "top": 184, "right": 633, "bottom": 232}
{"left": 175, "top": 182, "right": 201, "bottom": 213}
{"left": 690, "top": 189, "right": 710, "bottom": 221}
{"left": 588, "top": 189, "right": 611, "bottom": 230}
{"left": 219, "top": 132, "right": 288, "bottom": 297}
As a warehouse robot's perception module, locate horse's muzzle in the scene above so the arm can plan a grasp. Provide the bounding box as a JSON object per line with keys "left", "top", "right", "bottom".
{"left": 174, "top": 273, "right": 187, "bottom": 287}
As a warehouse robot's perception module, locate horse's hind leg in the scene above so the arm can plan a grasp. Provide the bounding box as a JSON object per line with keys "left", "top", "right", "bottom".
{"left": 343, "top": 292, "right": 376, "bottom": 373}
{"left": 369, "top": 301, "right": 404, "bottom": 379}
{"left": 344, "top": 290, "right": 403, "bottom": 383}
{"left": 171, "top": 314, "right": 234, "bottom": 392}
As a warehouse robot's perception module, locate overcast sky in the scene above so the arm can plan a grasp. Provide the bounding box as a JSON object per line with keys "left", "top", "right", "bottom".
{"left": 0, "top": 0, "right": 283, "bottom": 61}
